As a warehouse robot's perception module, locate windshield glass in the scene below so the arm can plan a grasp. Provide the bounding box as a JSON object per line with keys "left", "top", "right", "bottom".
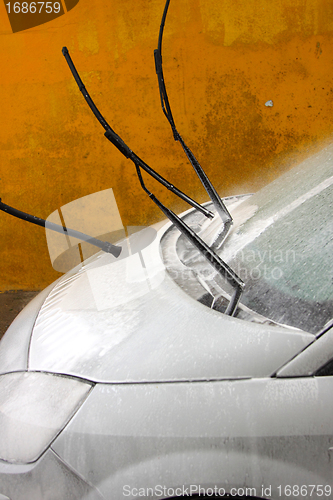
{"left": 161, "top": 145, "right": 333, "bottom": 334}
{"left": 218, "top": 145, "right": 333, "bottom": 334}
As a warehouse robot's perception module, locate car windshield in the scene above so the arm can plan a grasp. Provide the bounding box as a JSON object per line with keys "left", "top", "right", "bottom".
{"left": 220, "top": 146, "right": 333, "bottom": 334}
{"left": 162, "top": 145, "right": 333, "bottom": 334}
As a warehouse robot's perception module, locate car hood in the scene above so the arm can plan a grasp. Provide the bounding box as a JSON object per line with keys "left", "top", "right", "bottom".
{"left": 0, "top": 220, "right": 313, "bottom": 383}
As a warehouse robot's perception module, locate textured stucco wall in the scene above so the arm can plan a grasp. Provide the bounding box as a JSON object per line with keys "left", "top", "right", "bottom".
{"left": 1, "top": 0, "right": 333, "bottom": 290}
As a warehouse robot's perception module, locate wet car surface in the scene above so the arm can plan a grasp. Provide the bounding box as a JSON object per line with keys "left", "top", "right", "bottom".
{"left": 0, "top": 144, "right": 332, "bottom": 500}
{"left": 0, "top": 0, "right": 333, "bottom": 496}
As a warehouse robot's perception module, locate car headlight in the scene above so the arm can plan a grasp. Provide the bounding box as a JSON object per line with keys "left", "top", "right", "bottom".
{"left": 0, "top": 371, "right": 93, "bottom": 464}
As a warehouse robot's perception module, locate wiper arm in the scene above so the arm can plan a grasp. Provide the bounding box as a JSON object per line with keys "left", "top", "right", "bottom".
{"left": 62, "top": 47, "right": 213, "bottom": 220}
{"left": 154, "top": 0, "right": 232, "bottom": 244}
{"left": 135, "top": 166, "right": 244, "bottom": 316}
{"left": 61, "top": 48, "right": 244, "bottom": 314}
{"left": 0, "top": 199, "right": 122, "bottom": 258}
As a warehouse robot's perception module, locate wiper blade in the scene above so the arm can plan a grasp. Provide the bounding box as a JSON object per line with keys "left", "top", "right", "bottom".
{"left": 154, "top": 0, "right": 232, "bottom": 244}
{"left": 0, "top": 199, "right": 122, "bottom": 258}
{"left": 135, "top": 166, "right": 244, "bottom": 316}
{"left": 61, "top": 47, "right": 244, "bottom": 314}
{"left": 62, "top": 47, "right": 213, "bottom": 220}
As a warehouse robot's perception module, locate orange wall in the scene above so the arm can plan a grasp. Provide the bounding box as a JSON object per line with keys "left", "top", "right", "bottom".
{"left": 1, "top": 0, "right": 333, "bottom": 290}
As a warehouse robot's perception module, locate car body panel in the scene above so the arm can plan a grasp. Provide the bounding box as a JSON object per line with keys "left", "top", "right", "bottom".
{"left": 23, "top": 225, "right": 313, "bottom": 383}
{"left": 52, "top": 377, "right": 333, "bottom": 499}
{"left": 0, "top": 283, "right": 57, "bottom": 375}
{"left": 276, "top": 326, "right": 333, "bottom": 377}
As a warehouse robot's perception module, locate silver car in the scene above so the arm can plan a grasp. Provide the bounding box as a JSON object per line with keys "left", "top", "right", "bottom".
{"left": 0, "top": 0, "right": 333, "bottom": 497}
{"left": 0, "top": 143, "right": 333, "bottom": 500}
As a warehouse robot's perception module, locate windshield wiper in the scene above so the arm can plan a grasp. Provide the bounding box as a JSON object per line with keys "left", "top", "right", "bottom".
{"left": 62, "top": 47, "right": 244, "bottom": 315}
{"left": 135, "top": 165, "right": 244, "bottom": 315}
{"left": 0, "top": 199, "right": 122, "bottom": 258}
{"left": 62, "top": 47, "right": 213, "bottom": 221}
{"left": 154, "top": 0, "right": 232, "bottom": 247}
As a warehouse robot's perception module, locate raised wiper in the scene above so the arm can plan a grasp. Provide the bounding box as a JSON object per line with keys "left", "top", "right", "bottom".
{"left": 0, "top": 199, "right": 121, "bottom": 258}
{"left": 62, "top": 47, "right": 213, "bottom": 221}
{"left": 135, "top": 166, "right": 244, "bottom": 315}
{"left": 154, "top": 0, "right": 232, "bottom": 247}
{"left": 62, "top": 47, "right": 244, "bottom": 315}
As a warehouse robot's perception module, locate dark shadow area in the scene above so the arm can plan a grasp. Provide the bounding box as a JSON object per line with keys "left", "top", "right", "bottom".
{"left": 0, "top": 290, "right": 40, "bottom": 340}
